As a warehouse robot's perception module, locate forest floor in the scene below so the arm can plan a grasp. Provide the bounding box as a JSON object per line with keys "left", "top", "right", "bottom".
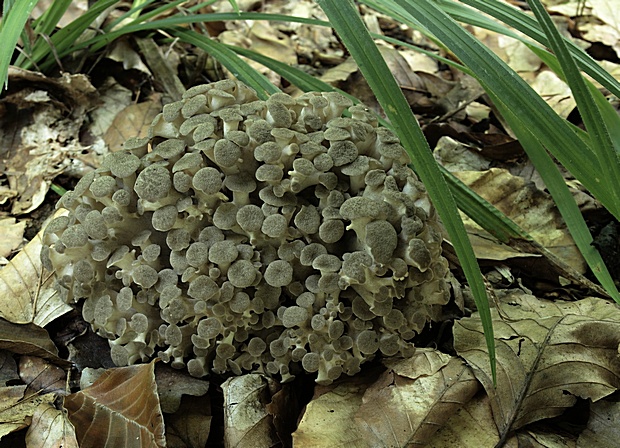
{"left": 1, "top": 0, "right": 620, "bottom": 447}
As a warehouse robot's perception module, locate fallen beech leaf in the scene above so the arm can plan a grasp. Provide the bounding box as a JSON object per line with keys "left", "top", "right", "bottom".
{"left": 293, "top": 371, "right": 379, "bottom": 448}
{"left": 354, "top": 350, "right": 479, "bottom": 447}
{"left": 0, "top": 385, "right": 54, "bottom": 439}
{"left": 427, "top": 393, "right": 505, "bottom": 447}
{"left": 454, "top": 168, "right": 584, "bottom": 271}
{"left": 0, "top": 318, "right": 67, "bottom": 366}
{"left": 578, "top": 400, "right": 620, "bottom": 447}
{"left": 164, "top": 395, "right": 211, "bottom": 448}
{"left": 19, "top": 356, "right": 67, "bottom": 396}
{"left": 223, "top": 374, "right": 280, "bottom": 448}
{"left": 0, "top": 214, "right": 72, "bottom": 325}
{"left": 104, "top": 95, "right": 162, "bottom": 152}
{"left": 0, "top": 218, "right": 25, "bottom": 258}
{"left": 155, "top": 364, "right": 209, "bottom": 414}
{"left": 454, "top": 292, "right": 620, "bottom": 442}
{"left": 25, "top": 402, "right": 79, "bottom": 448}
{"left": 64, "top": 361, "right": 165, "bottom": 448}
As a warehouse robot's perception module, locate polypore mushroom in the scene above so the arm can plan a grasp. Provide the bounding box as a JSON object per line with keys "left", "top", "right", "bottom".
{"left": 41, "top": 79, "right": 450, "bottom": 385}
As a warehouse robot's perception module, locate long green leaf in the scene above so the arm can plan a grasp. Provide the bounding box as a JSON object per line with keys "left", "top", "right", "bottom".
{"left": 394, "top": 0, "right": 618, "bottom": 222}
{"left": 0, "top": 0, "right": 39, "bottom": 90}
{"left": 444, "top": 0, "right": 620, "bottom": 100}
{"left": 528, "top": 0, "right": 620, "bottom": 211}
{"left": 492, "top": 92, "right": 620, "bottom": 303}
{"left": 319, "top": 0, "right": 496, "bottom": 382}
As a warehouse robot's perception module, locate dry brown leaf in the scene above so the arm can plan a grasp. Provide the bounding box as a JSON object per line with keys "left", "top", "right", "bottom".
{"left": 0, "top": 318, "right": 66, "bottom": 365}
{"left": 0, "top": 385, "right": 54, "bottom": 439}
{"left": 104, "top": 94, "right": 162, "bottom": 153}
{"left": 1, "top": 69, "right": 98, "bottom": 214}
{"left": 531, "top": 70, "right": 576, "bottom": 119}
{"left": 454, "top": 292, "right": 620, "bottom": 442}
{"left": 293, "top": 373, "right": 374, "bottom": 448}
{"left": 453, "top": 168, "right": 584, "bottom": 271}
{"left": 427, "top": 393, "right": 510, "bottom": 447}
{"left": 64, "top": 361, "right": 166, "bottom": 448}
{"left": 19, "top": 356, "right": 66, "bottom": 397}
{"left": 164, "top": 395, "right": 212, "bottom": 448}
{"left": 25, "top": 402, "right": 79, "bottom": 448}
{"left": 223, "top": 374, "right": 280, "bottom": 448}
{"left": 354, "top": 350, "right": 479, "bottom": 447}
{"left": 0, "top": 218, "right": 26, "bottom": 258}
{"left": 155, "top": 364, "right": 209, "bottom": 414}
{"left": 0, "top": 218, "right": 72, "bottom": 325}
{"left": 577, "top": 400, "right": 620, "bottom": 448}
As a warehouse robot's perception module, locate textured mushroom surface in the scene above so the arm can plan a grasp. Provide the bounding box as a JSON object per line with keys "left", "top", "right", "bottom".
{"left": 42, "top": 79, "right": 450, "bottom": 384}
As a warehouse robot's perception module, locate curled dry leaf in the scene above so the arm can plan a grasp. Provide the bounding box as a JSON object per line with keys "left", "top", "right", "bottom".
{"left": 294, "top": 350, "right": 478, "bottom": 448}
{"left": 25, "top": 402, "right": 79, "bottom": 448}
{"left": 223, "top": 374, "right": 280, "bottom": 448}
{"left": 454, "top": 292, "right": 620, "bottom": 443}
{"left": 64, "top": 360, "right": 165, "bottom": 448}
{"left": 0, "top": 212, "right": 72, "bottom": 325}
{"left": 0, "top": 318, "right": 68, "bottom": 366}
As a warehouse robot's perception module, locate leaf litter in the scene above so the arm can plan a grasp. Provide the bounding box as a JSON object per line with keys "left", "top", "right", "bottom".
{"left": 1, "top": 0, "right": 620, "bottom": 446}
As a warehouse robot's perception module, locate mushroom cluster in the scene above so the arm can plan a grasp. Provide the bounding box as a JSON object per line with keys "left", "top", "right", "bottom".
{"left": 41, "top": 79, "right": 450, "bottom": 384}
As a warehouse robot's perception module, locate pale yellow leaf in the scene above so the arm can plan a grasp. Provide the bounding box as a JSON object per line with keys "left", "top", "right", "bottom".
{"left": 454, "top": 292, "right": 620, "bottom": 440}
{"left": 64, "top": 361, "right": 165, "bottom": 448}
{"left": 25, "top": 402, "right": 79, "bottom": 448}
{"left": 0, "top": 210, "right": 72, "bottom": 325}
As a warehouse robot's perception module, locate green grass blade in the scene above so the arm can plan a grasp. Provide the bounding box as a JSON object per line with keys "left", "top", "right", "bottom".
{"left": 527, "top": 0, "right": 620, "bottom": 211}
{"left": 491, "top": 92, "right": 620, "bottom": 303}
{"left": 31, "top": 0, "right": 119, "bottom": 71}
{"left": 450, "top": 0, "right": 620, "bottom": 101}
{"left": 319, "top": 0, "right": 496, "bottom": 382}
{"left": 0, "top": 0, "right": 39, "bottom": 90}
{"left": 394, "top": 0, "right": 618, "bottom": 222}
{"left": 168, "top": 28, "right": 279, "bottom": 99}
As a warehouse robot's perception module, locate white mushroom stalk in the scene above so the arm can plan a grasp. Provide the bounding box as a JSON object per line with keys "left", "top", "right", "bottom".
{"left": 41, "top": 79, "right": 450, "bottom": 385}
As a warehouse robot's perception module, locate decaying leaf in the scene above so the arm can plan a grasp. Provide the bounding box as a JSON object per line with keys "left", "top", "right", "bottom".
{"left": 19, "top": 356, "right": 67, "bottom": 397}
{"left": 1, "top": 69, "right": 98, "bottom": 215}
{"left": 453, "top": 168, "right": 584, "bottom": 272}
{"left": 223, "top": 374, "right": 280, "bottom": 448}
{"left": 293, "top": 373, "right": 373, "bottom": 448}
{"left": 25, "top": 402, "right": 79, "bottom": 448}
{"left": 0, "top": 217, "right": 26, "bottom": 259}
{"left": 356, "top": 350, "right": 479, "bottom": 447}
{"left": 295, "top": 351, "right": 478, "bottom": 448}
{"left": 104, "top": 94, "right": 162, "bottom": 153}
{"left": 0, "top": 385, "right": 54, "bottom": 439}
{"left": 64, "top": 361, "right": 165, "bottom": 448}
{"left": 0, "top": 318, "right": 66, "bottom": 365}
{"left": 155, "top": 364, "right": 209, "bottom": 414}
{"left": 578, "top": 399, "right": 620, "bottom": 448}
{"left": 454, "top": 292, "right": 620, "bottom": 442}
{"left": 164, "top": 395, "right": 212, "bottom": 448}
{"left": 0, "top": 219, "right": 72, "bottom": 325}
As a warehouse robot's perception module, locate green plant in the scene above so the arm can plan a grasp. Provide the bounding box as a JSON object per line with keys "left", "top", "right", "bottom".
{"left": 3, "top": 0, "right": 620, "bottom": 381}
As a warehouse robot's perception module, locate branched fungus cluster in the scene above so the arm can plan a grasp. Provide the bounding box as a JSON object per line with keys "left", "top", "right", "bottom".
{"left": 41, "top": 79, "right": 450, "bottom": 384}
